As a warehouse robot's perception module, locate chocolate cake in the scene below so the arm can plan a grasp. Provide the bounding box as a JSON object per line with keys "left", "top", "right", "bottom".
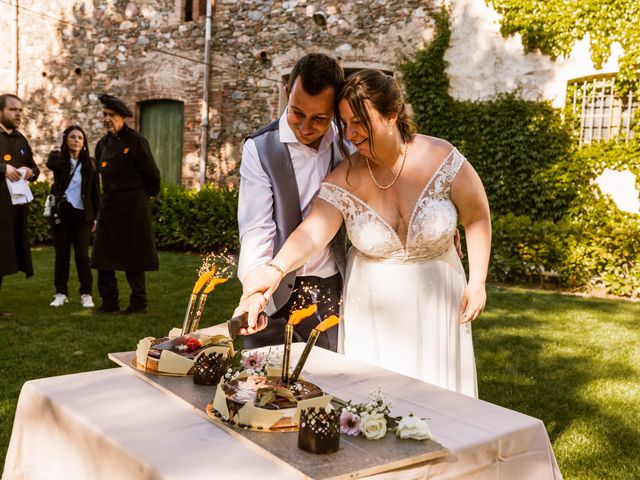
{"left": 212, "top": 373, "right": 333, "bottom": 431}
{"left": 136, "top": 332, "right": 232, "bottom": 375}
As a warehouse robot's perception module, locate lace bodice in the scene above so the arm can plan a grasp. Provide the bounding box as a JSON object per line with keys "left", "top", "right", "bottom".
{"left": 318, "top": 148, "right": 465, "bottom": 263}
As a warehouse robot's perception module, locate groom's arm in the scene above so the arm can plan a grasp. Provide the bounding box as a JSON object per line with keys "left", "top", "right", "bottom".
{"left": 237, "top": 138, "right": 277, "bottom": 283}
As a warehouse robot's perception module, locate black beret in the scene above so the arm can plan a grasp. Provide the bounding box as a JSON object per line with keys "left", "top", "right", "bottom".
{"left": 98, "top": 94, "right": 133, "bottom": 117}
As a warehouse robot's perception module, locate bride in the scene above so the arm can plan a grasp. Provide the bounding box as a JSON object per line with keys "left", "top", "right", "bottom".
{"left": 238, "top": 69, "right": 491, "bottom": 398}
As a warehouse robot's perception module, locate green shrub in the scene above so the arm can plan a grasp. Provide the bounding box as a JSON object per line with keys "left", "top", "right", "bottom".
{"left": 26, "top": 181, "right": 53, "bottom": 244}
{"left": 151, "top": 184, "right": 239, "bottom": 253}
{"left": 27, "top": 182, "right": 240, "bottom": 254}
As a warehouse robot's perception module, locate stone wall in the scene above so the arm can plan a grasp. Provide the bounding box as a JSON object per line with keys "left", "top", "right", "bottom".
{"left": 0, "top": 0, "right": 617, "bottom": 187}
{"left": 1, "top": 0, "right": 437, "bottom": 187}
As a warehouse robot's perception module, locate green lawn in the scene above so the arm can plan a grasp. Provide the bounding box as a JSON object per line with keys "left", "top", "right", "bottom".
{"left": 1, "top": 247, "right": 639, "bottom": 478}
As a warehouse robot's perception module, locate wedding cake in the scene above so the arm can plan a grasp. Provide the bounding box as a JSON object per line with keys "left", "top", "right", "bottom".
{"left": 211, "top": 369, "right": 333, "bottom": 431}
{"left": 136, "top": 329, "right": 233, "bottom": 375}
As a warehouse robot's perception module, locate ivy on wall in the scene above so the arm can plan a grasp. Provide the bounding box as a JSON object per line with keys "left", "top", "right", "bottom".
{"left": 401, "top": 8, "right": 640, "bottom": 298}
{"left": 487, "top": 0, "right": 640, "bottom": 92}
{"left": 401, "top": 10, "right": 576, "bottom": 221}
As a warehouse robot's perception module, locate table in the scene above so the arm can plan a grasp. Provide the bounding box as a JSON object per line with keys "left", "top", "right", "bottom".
{"left": 3, "top": 344, "right": 562, "bottom": 479}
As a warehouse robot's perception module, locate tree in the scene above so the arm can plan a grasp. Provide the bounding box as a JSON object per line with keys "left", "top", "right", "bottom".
{"left": 488, "top": 0, "right": 640, "bottom": 91}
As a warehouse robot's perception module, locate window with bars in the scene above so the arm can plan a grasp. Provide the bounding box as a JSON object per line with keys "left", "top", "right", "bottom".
{"left": 567, "top": 74, "right": 638, "bottom": 146}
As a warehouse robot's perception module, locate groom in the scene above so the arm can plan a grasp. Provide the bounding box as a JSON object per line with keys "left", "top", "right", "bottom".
{"left": 236, "top": 53, "right": 347, "bottom": 351}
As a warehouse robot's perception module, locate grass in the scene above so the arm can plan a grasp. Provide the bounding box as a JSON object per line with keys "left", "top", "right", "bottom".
{"left": 1, "top": 247, "right": 639, "bottom": 478}
{"left": 475, "top": 286, "right": 640, "bottom": 479}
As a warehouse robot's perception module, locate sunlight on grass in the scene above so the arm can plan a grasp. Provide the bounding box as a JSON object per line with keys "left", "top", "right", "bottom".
{"left": 476, "top": 286, "right": 640, "bottom": 480}
{"left": 579, "top": 379, "right": 640, "bottom": 407}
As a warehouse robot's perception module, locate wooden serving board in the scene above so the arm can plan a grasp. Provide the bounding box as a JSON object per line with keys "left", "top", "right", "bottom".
{"left": 109, "top": 351, "right": 448, "bottom": 480}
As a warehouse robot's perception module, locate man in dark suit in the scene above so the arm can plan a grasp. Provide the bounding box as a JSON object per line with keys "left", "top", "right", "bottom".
{"left": 0, "top": 94, "right": 39, "bottom": 316}
{"left": 91, "top": 94, "right": 161, "bottom": 314}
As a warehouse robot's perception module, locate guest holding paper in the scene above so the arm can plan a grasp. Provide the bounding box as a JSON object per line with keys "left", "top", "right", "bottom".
{"left": 46, "top": 126, "right": 100, "bottom": 308}
{"left": 238, "top": 70, "right": 491, "bottom": 398}
{"left": 0, "top": 94, "right": 39, "bottom": 317}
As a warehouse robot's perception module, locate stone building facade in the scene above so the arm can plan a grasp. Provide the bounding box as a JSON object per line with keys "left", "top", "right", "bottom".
{"left": 0, "top": 0, "right": 621, "bottom": 187}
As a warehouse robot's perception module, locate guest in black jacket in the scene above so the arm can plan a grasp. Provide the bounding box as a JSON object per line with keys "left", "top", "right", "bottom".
{"left": 0, "top": 94, "right": 39, "bottom": 316}
{"left": 46, "top": 125, "right": 100, "bottom": 308}
{"left": 91, "top": 94, "right": 160, "bottom": 314}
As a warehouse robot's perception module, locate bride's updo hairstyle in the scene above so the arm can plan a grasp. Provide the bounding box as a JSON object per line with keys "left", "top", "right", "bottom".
{"left": 338, "top": 69, "right": 416, "bottom": 161}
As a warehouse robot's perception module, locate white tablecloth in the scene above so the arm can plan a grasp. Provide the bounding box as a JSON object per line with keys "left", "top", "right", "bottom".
{"left": 3, "top": 345, "right": 562, "bottom": 480}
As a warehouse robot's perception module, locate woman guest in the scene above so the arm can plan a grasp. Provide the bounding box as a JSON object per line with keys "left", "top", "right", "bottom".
{"left": 46, "top": 126, "right": 100, "bottom": 308}
{"left": 238, "top": 69, "right": 491, "bottom": 398}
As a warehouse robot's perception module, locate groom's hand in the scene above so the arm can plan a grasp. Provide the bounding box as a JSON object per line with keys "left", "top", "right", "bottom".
{"left": 454, "top": 228, "right": 464, "bottom": 259}
{"left": 233, "top": 292, "right": 269, "bottom": 335}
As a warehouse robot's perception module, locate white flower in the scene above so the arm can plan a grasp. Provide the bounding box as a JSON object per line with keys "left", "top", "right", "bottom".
{"left": 395, "top": 415, "right": 432, "bottom": 441}
{"left": 360, "top": 413, "right": 387, "bottom": 440}
{"left": 266, "top": 348, "right": 283, "bottom": 368}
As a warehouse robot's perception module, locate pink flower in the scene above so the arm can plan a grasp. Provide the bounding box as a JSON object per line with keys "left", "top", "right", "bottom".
{"left": 241, "top": 351, "right": 265, "bottom": 370}
{"left": 340, "top": 409, "right": 361, "bottom": 436}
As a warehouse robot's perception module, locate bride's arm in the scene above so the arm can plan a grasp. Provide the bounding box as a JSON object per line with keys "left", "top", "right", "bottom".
{"left": 451, "top": 161, "right": 491, "bottom": 323}
{"left": 239, "top": 197, "right": 343, "bottom": 307}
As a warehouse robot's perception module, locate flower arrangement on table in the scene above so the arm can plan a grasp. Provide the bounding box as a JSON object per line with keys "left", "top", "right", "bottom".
{"left": 339, "top": 388, "right": 434, "bottom": 441}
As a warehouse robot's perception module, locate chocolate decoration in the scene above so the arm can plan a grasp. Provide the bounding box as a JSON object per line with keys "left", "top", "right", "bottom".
{"left": 298, "top": 407, "right": 340, "bottom": 454}
{"left": 193, "top": 352, "right": 229, "bottom": 385}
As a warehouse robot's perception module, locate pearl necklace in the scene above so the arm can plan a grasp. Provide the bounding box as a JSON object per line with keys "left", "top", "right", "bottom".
{"left": 365, "top": 143, "right": 408, "bottom": 190}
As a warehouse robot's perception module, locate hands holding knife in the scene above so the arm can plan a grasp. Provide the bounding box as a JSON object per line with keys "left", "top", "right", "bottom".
{"left": 233, "top": 261, "right": 287, "bottom": 336}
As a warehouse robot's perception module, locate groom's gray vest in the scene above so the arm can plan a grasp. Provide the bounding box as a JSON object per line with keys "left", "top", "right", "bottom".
{"left": 247, "top": 120, "right": 347, "bottom": 316}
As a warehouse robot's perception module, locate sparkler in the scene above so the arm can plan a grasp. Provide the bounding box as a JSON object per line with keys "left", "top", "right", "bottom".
{"left": 181, "top": 250, "right": 237, "bottom": 335}
{"left": 282, "top": 304, "right": 317, "bottom": 383}
{"left": 289, "top": 315, "right": 340, "bottom": 384}
{"left": 189, "top": 278, "right": 229, "bottom": 332}
{"left": 181, "top": 268, "right": 217, "bottom": 335}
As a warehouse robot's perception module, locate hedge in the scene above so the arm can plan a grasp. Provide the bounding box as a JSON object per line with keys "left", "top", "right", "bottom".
{"left": 151, "top": 184, "right": 239, "bottom": 253}
{"left": 27, "top": 182, "right": 239, "bottom": 253}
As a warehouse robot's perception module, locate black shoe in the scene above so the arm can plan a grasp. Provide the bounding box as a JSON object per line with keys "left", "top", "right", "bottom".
{"left": 120, "top": 305, "right": 147, "bottom": 315}
{"left": 0, "top": 311, "right": 12, "bottom": 318}
{"left": 93, "top": 304, "right": 120, "bottom": 314}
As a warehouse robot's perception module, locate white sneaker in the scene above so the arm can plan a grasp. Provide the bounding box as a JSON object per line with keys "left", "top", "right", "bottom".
{"left": 50, "top": 293, "right": 68, "bottom": 307}
{"left": 80, "top": 294, "right": 95, "bottom": 308}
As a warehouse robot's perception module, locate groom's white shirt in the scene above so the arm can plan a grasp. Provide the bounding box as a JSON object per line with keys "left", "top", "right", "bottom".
{"left": 237, "top": 110, "right": 339, "bottom": 282}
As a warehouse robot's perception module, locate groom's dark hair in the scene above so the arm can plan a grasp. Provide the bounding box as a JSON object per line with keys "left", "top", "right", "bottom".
{"left": 288, "top": 53, "right": 344, "bottom": 96}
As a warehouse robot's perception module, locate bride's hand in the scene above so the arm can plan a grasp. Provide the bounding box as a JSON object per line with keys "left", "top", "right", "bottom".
{"left": 241, "top": 264, "right": 283, "bottom": 302}
{"left": 459, "top": 282, "right": 486, "bottom": 323}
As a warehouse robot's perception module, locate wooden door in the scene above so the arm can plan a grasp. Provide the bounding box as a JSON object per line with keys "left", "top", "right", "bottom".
{"left": 139, "top": 100, "right": 183, "bottom": 185}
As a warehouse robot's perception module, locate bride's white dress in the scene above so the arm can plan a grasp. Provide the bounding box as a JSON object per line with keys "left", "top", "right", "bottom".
{"left": 318, "top": 148, "right": 477, "bottom": 397}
